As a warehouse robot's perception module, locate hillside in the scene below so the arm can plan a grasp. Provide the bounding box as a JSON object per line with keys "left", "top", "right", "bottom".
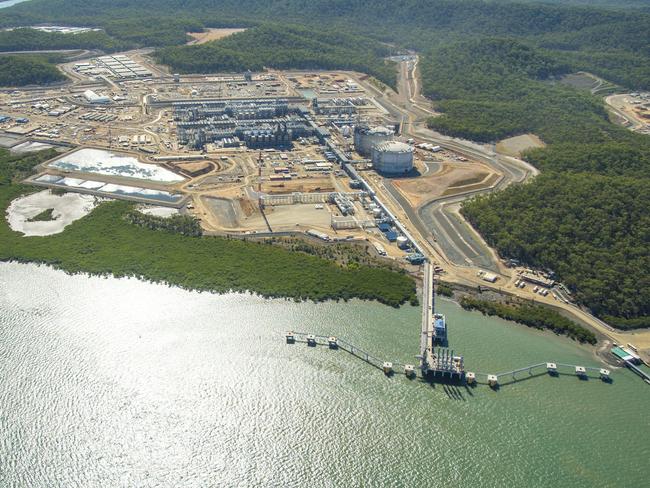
{"left": 155, "top": 24, "right": 397, "bottom": 87}
{"left": 0, "top": 54, "right": 65, "bottom": 86}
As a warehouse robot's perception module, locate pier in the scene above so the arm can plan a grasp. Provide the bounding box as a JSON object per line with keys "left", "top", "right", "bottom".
{"left": 286, "top": 331, "right": 414, "bottom": 375}
{"left": 625, "top": 360, "right": 650, "bottom": 383}
{"left": 470, "top": 362, "right": 611, "bottom": 387}
{"left": 419, "top": 261, "right": 464, "bottom": 380}
{"left": 286, "top": 331, "right": 611, "bottom": 387}
{"left": 285, "top": 262, "right": 617, "bottom": 388}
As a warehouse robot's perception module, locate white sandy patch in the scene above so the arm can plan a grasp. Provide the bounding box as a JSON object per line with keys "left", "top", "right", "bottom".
{"left": 48, "top": 148, "right": 185, "bottom": 183}
{"left": 138, "top": 206, "right": 180, "bottom": 218}
{"left": 10, "top": 141, "right": 55, "bottom": 153}
{"left": 6, "top": 190, "right": 100, "bottom": 236}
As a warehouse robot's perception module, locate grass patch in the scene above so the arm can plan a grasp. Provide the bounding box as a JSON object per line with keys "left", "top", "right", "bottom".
{"left": 27, "top": 208, "right": 55, "bottom": 222}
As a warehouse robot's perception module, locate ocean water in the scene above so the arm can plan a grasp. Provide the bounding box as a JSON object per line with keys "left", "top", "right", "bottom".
{"left": 0, "top": 262, "right": 648, "bottom": 487}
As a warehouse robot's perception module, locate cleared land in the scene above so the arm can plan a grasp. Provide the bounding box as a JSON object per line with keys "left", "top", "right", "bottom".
{"left": 496, "top": 134, "right": 545, "bottom": 157}
{"left": 261, "top": 177, "right": 334, "bottom": 194}
{"left": 392, "top": 162, "right": 498, "bottom": 207}
{"left": 186, "top": 28, "right": 247, "bottom": 45}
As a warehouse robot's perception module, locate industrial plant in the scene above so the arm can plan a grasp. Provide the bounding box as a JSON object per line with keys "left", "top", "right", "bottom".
{"left": 0, "top": 50, "right": 494, "bottom": 271}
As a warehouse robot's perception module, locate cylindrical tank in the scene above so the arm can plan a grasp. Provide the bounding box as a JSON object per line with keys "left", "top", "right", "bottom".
{"left": 396, "top": 236, "right": 409, "bottom": 249}
{"left": 371, "top": 141, "right": 414, "bottom": 174}
{"left": 354, "top": 125, "right": 394, "bottom": 157}
{"left": 372, "top": 208, "right": 382, "bottom": 218}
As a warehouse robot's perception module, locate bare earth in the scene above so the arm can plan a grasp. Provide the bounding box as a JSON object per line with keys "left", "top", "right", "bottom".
{"left": 496, "top": 134, "right": 545, "bottom": 157}
{"left": 186, "top": 28, "right": 247, "bottom": 45}
{"left": 392, "top": 162, "right": 498, "bottom": 207}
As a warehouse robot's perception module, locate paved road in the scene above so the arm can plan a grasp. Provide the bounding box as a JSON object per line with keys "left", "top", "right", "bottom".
{"left": 360, "top": 56, "right": 537, "bottom": 272}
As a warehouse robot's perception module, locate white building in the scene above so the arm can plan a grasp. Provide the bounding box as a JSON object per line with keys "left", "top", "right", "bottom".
{"left": 83, "top": 90, "right": 110, "bottom": 104}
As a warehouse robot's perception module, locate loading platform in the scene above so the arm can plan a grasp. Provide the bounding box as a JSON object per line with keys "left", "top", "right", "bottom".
{"left": 420, "top": 261, "right": 464, "bottom": 380}
{"left": 285, "top": 263, "right": 617, "bottom": 388}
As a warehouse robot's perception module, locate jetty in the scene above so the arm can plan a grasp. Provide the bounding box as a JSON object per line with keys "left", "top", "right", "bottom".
{"left": 286, "top": 331, "right": 413, "bottom": 375}
{"left": 285, "top": 261, "right": 617, "bottom": 388}
{"left": 419, "top": 261, "right": 464, "bottom": 380}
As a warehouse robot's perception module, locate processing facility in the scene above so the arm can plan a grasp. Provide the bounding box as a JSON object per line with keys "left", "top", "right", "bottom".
{"left": 174, "top": 98, "right": 319, "bottom": 150}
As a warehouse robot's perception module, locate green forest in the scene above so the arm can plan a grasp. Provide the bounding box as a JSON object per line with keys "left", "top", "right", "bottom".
{"left": 462, "top": 174, "right": 650, "bottom": 329}
{"left": 0, "top": 54, "right": 65, "bottom": 86}
{"left": 460, "top": 296, "right": 597, "bottom": 344}
{"left": 155, "top": 25, "right": 397, "bottom": 87}
{"left": 0, "top": 149, "right": 417, "bottom": 308}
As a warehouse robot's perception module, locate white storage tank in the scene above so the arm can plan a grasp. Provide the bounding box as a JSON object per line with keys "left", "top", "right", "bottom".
{"left": 354, "top": 125, "right": 394, "bottom": 157}
{"left": 371, "top": 141, "right": 414, "bottom": 174}
{"left": 396, "top": 236, "right": 409, "bottom": 249}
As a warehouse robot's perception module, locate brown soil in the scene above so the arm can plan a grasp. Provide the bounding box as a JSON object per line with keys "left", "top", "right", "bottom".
{"left": 495, "top": 134, "right": 545, "bottom": 157}
{"left": 237, "top": 197, "right": 256, "bottom": 217}
{"left": 186, "top": 28, "right": 247, "bottom": 45}
{"left": 392, "top": 162, "right": 498, "bottom": 207}
{"left": 261, "top": 178, "right": 334, "bottom": 194}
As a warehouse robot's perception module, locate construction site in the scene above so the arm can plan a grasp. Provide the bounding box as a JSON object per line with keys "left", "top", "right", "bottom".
{"left": 4, "top": 48, "right": 649, "bottom": 363}
{"left": 1, "top": 49, "right": 504, "bottom": 266}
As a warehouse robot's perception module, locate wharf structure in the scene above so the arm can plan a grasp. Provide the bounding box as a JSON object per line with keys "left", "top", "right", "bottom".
{"left": 419, "top": 261, "right": 465, "bottom": 381}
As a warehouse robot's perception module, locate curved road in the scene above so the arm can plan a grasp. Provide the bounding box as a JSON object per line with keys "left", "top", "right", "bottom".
{"left": 360, "top": 56, "right": 537, "bottom": 273}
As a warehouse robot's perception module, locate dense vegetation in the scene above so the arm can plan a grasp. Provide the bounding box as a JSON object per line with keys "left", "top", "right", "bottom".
{"left": 462, "top": 174, "right": 650, "bottom": 330}
{"left": 0, "top": 150, "right": 416, "bottom": 307}
{"left": 0, "top": 54, "right": 65, "bottom": 86}
{"left": 124, "top": 209, "right": 202, "bottom": 237}
{"left": 460, "top": 296, "right": 597, "bottom": 344}
{"left": 27, "top": 208, "right": 55, "bottom": 222}
{"left": 155, "top": 25, "right": 397, "bottom": 87}
{"left": 436, "top": 281, "right": 454, "bottom": 298}
{"left": 420, "top": 38, "right": 650, "bottom": 142}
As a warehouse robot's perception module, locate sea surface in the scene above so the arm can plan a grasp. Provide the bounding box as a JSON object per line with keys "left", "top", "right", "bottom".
{"left": 0, "top": 262, "right": 648, "bottom": 487}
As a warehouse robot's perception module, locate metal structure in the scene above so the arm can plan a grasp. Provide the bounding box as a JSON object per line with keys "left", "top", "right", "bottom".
{"left": 353, "top": 124, "right": 394, "bottom": 157}
{"left": 371, "top": 141, "right": 414, "bottom": 175}
{"left": 331, "top": 216, "right": 375, "bottom": 230}
{"left": 420, "top": 262, "right": 465, "bottom": 381}
{"left": 174, "top": 98, "right": 315, "bottom": 149}
{"left": 260, "top": 191, "right": 363, "bottom": 206}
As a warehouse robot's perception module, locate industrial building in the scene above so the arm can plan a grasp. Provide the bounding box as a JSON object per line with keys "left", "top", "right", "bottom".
{"left": 371, "top": 141, "right": 414, "bottom": 174}
{"left": 83, "top": 90, "right": 111, "bottom": 104}
{"left": 354, "top": 125, "right": 394, "bottom": 157}
{"left": 174, "top": 99, "right": 318, "bottom": 150}
{"left": 312, "top": 97, "right": 366, "bottom": 115}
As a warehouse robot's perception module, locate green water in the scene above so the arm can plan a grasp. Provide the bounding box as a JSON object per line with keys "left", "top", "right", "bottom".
{"left": 0, "top": 262, "right": 648, "bottom": 487}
